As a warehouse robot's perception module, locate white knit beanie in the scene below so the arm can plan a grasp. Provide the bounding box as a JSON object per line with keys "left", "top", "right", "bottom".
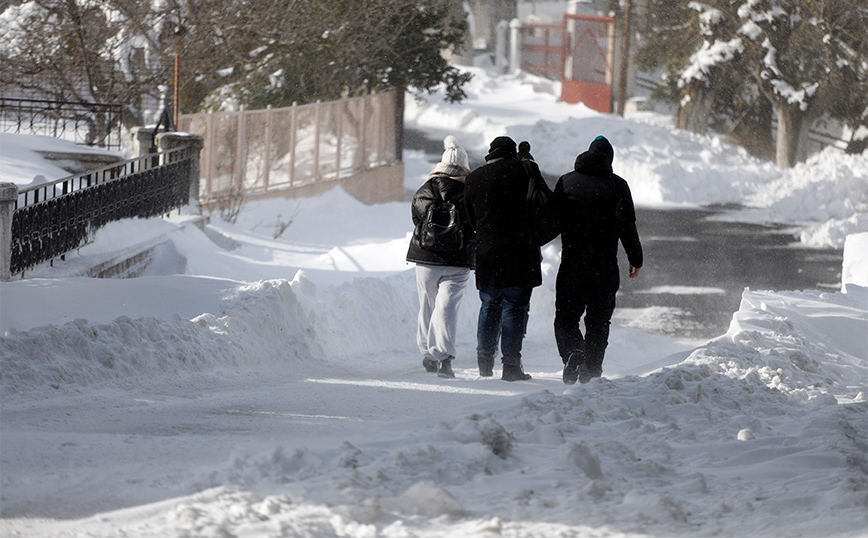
{"left": 441, "top": 135, "right": 469, "bottom": 171}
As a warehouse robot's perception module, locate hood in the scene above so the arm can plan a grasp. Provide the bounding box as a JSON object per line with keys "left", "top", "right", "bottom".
{"left": 574, "top": 135, "right": 614, "bottom": 177}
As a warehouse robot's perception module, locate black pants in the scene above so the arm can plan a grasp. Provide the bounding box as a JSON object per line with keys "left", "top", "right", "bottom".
{"left": 553, "top": 267, "right": 618, "bottom": 374}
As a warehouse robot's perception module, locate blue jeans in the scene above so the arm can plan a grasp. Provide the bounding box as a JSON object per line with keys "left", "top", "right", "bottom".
{"left": 477, "top": 281, "right": 533, "bottom": 367}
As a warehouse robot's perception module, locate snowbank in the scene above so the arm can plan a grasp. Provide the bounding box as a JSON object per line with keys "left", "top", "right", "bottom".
{"left": 3, "top": 260, "right": 865, "bottom": 536}
{"left": 0, "top": 132, "right": 124, "bottom": 186}
{"left": 843, "top": 232, "right": 868, "bottom": 288}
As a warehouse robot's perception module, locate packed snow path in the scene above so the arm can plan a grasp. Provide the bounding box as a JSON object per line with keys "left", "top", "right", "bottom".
{"left": 2, "top": 266, "right": 866, "bottom": 537}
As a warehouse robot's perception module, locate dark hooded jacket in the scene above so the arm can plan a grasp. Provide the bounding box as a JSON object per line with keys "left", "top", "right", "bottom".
{"left": 406, "top": 163, "right": 476, "bottom": 268}
{"left": 553, "top": 136, "right": 642, "bottom": 284}
{"left": 464, "top": 136, "right": 543, "bottom": 290}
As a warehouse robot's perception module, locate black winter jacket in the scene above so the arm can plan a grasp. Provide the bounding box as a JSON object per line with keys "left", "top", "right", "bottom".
{"left": 406, "top": 170, "right": 475, "bottom": 268}
{"left": 464, "top": 156, "right": 543, "bottom": 290}
{"left": 553, "top": 147, "right": 643, "bottom": 282}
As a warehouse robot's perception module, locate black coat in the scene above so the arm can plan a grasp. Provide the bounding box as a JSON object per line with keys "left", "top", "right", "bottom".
{"left": 464, "top": 156, "right": 542, "bottom": 290}
{"left": 406, "top": 173, "right": 475, "bottom": 268}
{"left": 553, "top": 149, "right": 643, "bottom": 285}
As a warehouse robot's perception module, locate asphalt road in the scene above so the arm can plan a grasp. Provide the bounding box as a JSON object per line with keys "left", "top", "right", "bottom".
{"left": 619, "top": 206, "right": 843, "bottom": 338}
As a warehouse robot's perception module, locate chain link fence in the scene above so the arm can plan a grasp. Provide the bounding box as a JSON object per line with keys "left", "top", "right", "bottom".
{"left": 179, "top": 91, "right": 399, "bottom": 204}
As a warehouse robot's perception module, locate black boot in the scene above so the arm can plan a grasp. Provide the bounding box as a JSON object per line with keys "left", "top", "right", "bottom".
{"left": 478, "top": 357, "right": 494, "bottom": 377}
{"left": 563, "top": 351, "right": 582, "bottom": 385}
{"left": 422, "top": 356, "right": 439, "bottom": 373}
{"left": 501, "top": 362, "right": 532, "bottom": 381}
{"left": 579, "top": 368, "right": 602, "bottom": 384}
{"left": 438, "top": 356, "right": 455, "bottom": 378}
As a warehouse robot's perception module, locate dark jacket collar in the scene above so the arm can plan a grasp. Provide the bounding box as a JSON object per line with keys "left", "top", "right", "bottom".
{"left": 485, "top": 147, "right": 517, "bottom": 162}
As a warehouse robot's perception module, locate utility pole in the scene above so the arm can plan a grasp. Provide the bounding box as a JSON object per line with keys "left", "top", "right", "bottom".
{"left": 617, "top": 0, "right": 632, "bottom": 116}
{"left": 172, "top": 20, "right": 186, "bottom": 128}
{"left": 173, "top": 44, "right": 180, "bottom": 127}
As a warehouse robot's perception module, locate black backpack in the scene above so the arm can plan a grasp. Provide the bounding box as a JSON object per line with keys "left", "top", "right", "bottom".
{"left": 520, "top": 156, "right": 559, "bottom": 246}
{"left": 416, "top": 190, "right": 464, "bottom": 252}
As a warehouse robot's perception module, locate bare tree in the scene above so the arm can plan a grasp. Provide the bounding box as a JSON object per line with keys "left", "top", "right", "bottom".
{"left": 1, "top": 0, "right": 470, "bottom": 155}
{"left": 1, "top": 0, "right": 178, "bottom": 137}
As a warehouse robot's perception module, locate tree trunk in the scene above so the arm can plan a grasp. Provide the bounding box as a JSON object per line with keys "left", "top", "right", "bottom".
{"left": 676, "top": 84, "right": 713, "bottom": 134}
{"left": 728, "top": 98, "right": 775, "bottom": 160}
{"left": 774, "top": 101, "right": 816, "bottom": 168}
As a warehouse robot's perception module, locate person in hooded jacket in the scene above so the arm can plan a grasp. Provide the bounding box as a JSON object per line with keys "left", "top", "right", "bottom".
{"left": 464, "top": 136, "right": 548, "bottom": 381}
{"left": 407, "top": 136, "right": 475, "bottom": 378}
{"left": 552, "top": 135, "right": 643, "bottom": 384}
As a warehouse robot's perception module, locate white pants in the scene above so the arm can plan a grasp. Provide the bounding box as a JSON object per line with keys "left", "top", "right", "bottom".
{"left": 415, "top": 263, "right": 472, "bottom": 361}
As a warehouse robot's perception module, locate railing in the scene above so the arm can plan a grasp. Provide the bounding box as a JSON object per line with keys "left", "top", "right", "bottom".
{"left": 0, "top": 97, "right": 123, "bottom": 150}
{"left": 10, "top": 146, "right": 194, "bottom": 275}
{"left": 179, "top": 90, "right": 399, "bottom": 203}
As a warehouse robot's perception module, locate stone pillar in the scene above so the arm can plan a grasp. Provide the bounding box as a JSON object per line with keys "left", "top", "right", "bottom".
{"left": 495, "top": 20, "right": 509, "bottom": 73}
{"left": 509, "top": 18, "right": 522, "bottom": 74}
{"left": 156, "top": 132, "right": 205, "bottom": 213}
{"left": 131, "top": 126, "right": 158, "bottom": 157}
{"left": 0, "top": 182, "right": 19, "bottom": 281}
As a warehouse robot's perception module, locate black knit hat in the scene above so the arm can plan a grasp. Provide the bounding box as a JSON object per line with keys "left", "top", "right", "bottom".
{"left": 588, "top": 135, "right": 614, "bottom": 163}
{"left": 489, "top": 136, "right": 517, "bottom": 152}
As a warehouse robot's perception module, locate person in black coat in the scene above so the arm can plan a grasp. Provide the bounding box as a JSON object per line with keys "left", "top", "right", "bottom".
{"left": 407, "top": 136, "right": 475, "bottom": 378}
{"left": 552, "top": 135, "right": 643, "bottom": 384}
{"left": 464, "top": 136, "right": 546, "bottom": 381}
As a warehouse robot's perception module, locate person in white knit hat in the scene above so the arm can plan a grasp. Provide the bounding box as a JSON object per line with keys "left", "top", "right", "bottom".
{"left": 406, "top": 136, "right": 475, "bottom": 378}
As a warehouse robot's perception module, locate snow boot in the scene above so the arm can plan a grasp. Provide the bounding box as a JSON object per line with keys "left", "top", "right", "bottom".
{"left": 438, "top": 356, "right": 455, "bottom": 378}
{"left": 579, "top": 368, "right": 602, "bottom": 384}
{"left": 501, "top": 362, "right": 531, "bottom": 381}
{"left": 478, "top": 357, "right": 494, "bottom": 377}
{"left": 422, "top": 356, "right": 438, "bottom": 373}
{"left": 563, "top": 351, "right": 582, "bottom": 385}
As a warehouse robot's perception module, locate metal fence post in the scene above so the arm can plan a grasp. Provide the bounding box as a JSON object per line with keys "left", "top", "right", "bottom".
{"left": 156, "top": 132, "right": 205, "bottom": 212}
{"left": 290, "top": 101, "right": 297, "bottom": 187}
{"left": 263, "top": 105, "right": 272, "bottom": 190}
{"left": 313, "top": 100, "right": 321, "bottom": 180}
{"left": 360, "top": 94, "right": 368, "bottom": 169}
{"left": 375, "top": 91, "right": 384, "bottom": 164}
{"left": 235, "top": 105, "right": 246, "bottom": 193}
{"left": 335, "top": 100, "right": 344, "bottom": 179}
{"left": 0, "top": 182, "right": 18, "bottom": 281}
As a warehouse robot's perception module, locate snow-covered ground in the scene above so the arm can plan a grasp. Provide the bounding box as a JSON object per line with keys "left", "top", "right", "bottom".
{"left": 1, "top": 67, "right": 866, "bottom": 537}
{"left": 0, "top": 133, "right": 125, "bottom": 189}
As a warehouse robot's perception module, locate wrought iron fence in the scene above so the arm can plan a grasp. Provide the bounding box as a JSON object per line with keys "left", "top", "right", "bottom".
{"left": 0, "top": 97, "right": 123, "bottom": 150}
{"left": 10, "top": 146, "right": 193, "bottom": 275}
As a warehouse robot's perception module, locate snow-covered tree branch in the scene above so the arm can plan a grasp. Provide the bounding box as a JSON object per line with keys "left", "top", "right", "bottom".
{"left": 638, "top": 0, "right": 867, "bottom": 168}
